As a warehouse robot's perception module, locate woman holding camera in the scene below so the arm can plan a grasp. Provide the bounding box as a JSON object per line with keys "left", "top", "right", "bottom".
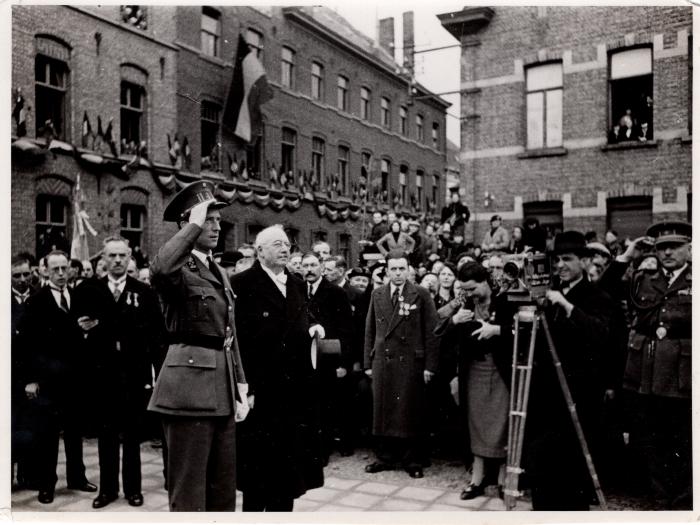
{"left": 436, "top": 261, "right": 515, "bottom": 499}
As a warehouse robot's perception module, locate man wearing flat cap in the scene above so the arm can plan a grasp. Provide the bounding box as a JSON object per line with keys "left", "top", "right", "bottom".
{"left": 147, "top": 181, "right": 248, "bottom": 511}
{"left": 523, "top": 231, "right": 613, "bottom": 510}
{"left": 623, "top": 221, "right": 692, "bottom": 509}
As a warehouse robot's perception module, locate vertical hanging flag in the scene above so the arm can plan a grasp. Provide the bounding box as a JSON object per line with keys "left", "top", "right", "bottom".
{"left": 12, "top": 91, "right": 26, "bottom": 137}
{"left": 82, "top": 112, "right": 93, "bottom": 148}
{"left": 223, "top": 34, "right": 273, "bottom": 143}
{"left": 70, "top": 175, "right": 97, "bottom": 261}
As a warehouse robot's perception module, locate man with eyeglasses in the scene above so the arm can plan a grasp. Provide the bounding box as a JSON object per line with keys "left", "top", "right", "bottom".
{"left": 17, "top": 250, "right": 96, "bottom": 504}
{"left": 231, "top": 225, "right": 325, "bottom": 511}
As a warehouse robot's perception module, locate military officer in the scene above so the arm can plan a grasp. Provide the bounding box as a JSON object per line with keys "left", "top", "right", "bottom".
{"left": 147, "top": 181, "right": 248, "bottom": 512}
{"left": 623, "top": 220, "right": 691, "bottom": 509}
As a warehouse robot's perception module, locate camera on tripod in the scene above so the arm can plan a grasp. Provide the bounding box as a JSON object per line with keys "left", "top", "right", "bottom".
{"left": 501, "top": 253, "right": 552, "bottom": 305}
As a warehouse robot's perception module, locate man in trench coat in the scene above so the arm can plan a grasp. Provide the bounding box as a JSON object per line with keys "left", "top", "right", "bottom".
{"left": 147, "top": 181, "right": 248, "bottom": 512}
{"left": 363, "top": 251, "right": 440, "bottom": 478}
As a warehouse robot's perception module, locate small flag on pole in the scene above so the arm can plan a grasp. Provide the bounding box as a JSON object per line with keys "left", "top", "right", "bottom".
{"left": 12, "top": 91, "right": 26, "bottom": 137}
{"left": 223, "top": 34, "right": 273, "bottom": 143}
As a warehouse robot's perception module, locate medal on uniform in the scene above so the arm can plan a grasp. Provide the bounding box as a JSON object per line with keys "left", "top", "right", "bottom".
{"left": 656, "top": 326, "right": 667, "bottom": 340}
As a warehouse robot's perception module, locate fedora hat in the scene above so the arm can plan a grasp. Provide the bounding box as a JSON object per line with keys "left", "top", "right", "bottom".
{"left": 163, "top": 180, "right": 228, "bottom": 222}
{"left": 551, "top": 231, "right": 590, "bottom": 257}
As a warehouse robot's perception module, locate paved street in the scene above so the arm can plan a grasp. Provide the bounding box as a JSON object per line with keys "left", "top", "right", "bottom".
{"left": 11, "top": 438, "right": 532, "bottom": 513}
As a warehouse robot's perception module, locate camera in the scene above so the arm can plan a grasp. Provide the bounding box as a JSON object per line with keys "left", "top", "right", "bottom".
{"left": 503, "top": 253, "right": 552, "bottom": 304}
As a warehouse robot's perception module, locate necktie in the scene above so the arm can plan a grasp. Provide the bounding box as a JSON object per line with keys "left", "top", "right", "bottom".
{"left": 207, "top": 256, "right": 223, "bottom": 284}
{"left": 60, "top": 289, "right": 69, "bottom": 312}
{"left": 392, "top": 287, "right": 400, "bottom": 307}
{"left": 112, "top": 284, "right": 121, "bottom": 302}
{"left": 308, "top": 283, "right": 313, "bottom": 299}
{"left": 663, "top": 271, "right": 673, "bottom": 287}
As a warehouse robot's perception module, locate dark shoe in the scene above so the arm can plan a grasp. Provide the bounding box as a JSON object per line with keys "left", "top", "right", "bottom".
{"left": 92, "top": 493, "right": 118, "bottom": 509}
{"left": 126, "top": 493, "right": 144, "bottom": 507}
{"left": 37, "top": 490, "right": 54, "bottom": 504}
{"left": 406, "top": 467, "right": 423, "bottom": 479}
{"left": 365, "top": 462, "right": 390, "bottom": 473}
{"left": 460, "top": 482, "right": 487, "bottom": 500}
{"left": 68, "top": 481, "right": 98, "bottom": 492}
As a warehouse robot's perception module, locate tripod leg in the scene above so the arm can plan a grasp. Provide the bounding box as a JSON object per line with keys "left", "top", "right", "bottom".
{"left": 539, "top": 315, "right": 608, "bottom": 510}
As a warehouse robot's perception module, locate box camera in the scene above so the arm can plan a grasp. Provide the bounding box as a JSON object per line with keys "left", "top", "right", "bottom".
{"left": 502, "top": 253, "right": 552, "bottom": 304}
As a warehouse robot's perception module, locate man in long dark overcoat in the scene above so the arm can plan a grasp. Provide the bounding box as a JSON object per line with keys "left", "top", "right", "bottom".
{"left": 147, "top": 181, "right": 248, "bottom": 511}
{"left": 363, "top": 252, "right": 439, "bottom": 478}
{"left": 230, "top": 225, "right": 324, "bottom": 512}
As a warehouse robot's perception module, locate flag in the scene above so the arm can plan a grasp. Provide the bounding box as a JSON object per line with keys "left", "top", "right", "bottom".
{"left": 223, "top": 34, "right": 273, "bottom": 143}
{"left": 70, "top": 175, "right": 97, "bottom": 261}
{"left": 103, "top": 118, "right": 118, "bottom": 158}
{"left": 182, "top": 136, "right": 191, "bottom": 170}
{"left": 12, "top": 93, "right": 26, "bottom": 137}
{"left": 81, "top": 111, "right": 92, "bottom": 148}
{"left": 167, "top": 133, "right": 181, "bottom": 168}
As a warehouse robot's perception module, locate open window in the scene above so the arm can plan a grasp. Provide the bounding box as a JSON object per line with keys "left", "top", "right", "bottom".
{"left": 608, "top": 47, "right": 653, "bottom": 143}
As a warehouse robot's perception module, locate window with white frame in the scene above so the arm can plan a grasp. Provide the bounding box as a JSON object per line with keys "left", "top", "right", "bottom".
{"left": 312, "top": 137, "right": 325, "bottom": 185}
{"left": 360, "top": 87, "right": 371, "bottom": 120}
{"left": 201, "top": 7, "right": 221, "bottom": 58}
{"left": 399, "top": 165, "right": 408, "bottom": 205}
{"left": 608, "top": 47, "right": 653, "bottom": 143}
{"left": 201, "top": 101, "right": 220, "bottom": 169}
{"left": 380, "top": 159, "right": 390, "bottom": 196}
{"left": 246, "top": 28, "right": 264, "bottom": 60}
{"left": 416, "top": 114, "right": 424, "bottom": 141}
{"left": 311, "top": 62, "right": 324, "bottom": 101}
{"left": 399, "top": 105, "right": 408, "bottom": 135}
{"left": 35, "top": 54, "right": 69, "bottom": 139}
{"left": 381, "top": 97, "right": 391, "bottom": 128}
{"left": 281, "top": 47, "right": 295, "bottom": 89}
{"left": 281, "top": 127, "right": 296, "bottom": 175}
{"left": 432, "top": 122, "right": 440, "bottom": 149}
{"left": 120, "top": 81, "right": 145, "bottom": 154}
{"left": 416, "top": 169, "right": 424, "bottom": 209}
{"left": 121, "top": 204, "right": 146, "bottom": 250}
{"left": 337, "top": 145, "right": 349, "bottom": 194}
{"left": 526, "top": 62, "right": 563, "bottom": 149}
{"left": 36, "top": 194, "right": 69, "bottom": 258}
{"left": 337, "top": 75, "right": 348, "bottom": 111}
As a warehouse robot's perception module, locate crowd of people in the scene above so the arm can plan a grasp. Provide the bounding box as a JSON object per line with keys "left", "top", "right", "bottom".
{"left": 11, "top": 183, "right": 691, "bottom": 512}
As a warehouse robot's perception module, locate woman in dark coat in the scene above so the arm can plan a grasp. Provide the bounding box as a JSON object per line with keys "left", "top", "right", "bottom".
{"left": 436, "top": 262, "right": 515, "bottom": 499}
{"left": 376, "top": 221, "right": 416, "bottom": 258}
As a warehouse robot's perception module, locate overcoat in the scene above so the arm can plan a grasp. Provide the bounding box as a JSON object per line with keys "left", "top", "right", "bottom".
{"left": 363, "top": 281, "right": 439, "bottom": 438}
{"left": 230, "top": 261, "right": 324, "bottom": 499}
{"left": 148, "top": 223, "right": 246, "bottom": 417}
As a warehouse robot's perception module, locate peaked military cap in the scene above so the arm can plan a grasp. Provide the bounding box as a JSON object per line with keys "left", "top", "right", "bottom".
{"left": 646, "top": 221, "right": 692, "bottom": 246}
{"left": 163, "top": 180, "right": 228, "bottom": 222}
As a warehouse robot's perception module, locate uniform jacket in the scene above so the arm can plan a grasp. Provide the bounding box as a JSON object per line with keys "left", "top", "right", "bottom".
{"left": 364, "top": 281, "right": 439, "bottom": 438}
{"left": 73, "top": 276, "right": 166, "bottom": 420}
{"left": 147, "top": 223, "right": 246, "bottom": 417}
{"left": 308, "top": 278, "right": 354, "bottom": 370}
{"left": 230, "top": 261, "right": 323, "bottom": 499}
{"left": 624, "top": 265, "right": 691, "bottom": 399}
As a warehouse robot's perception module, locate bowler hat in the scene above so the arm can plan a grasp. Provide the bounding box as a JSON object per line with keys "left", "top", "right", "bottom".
{"left": 219, "top": 251, "right": 243, "bottom": 268}
{"left": 163, "top": 180, "right": 228, "bottom": 222}
{"left": 646, "top": 221, "right": 691, "bottom": 246}
{"left": 348, "top": 266, "right": 369, "bottom": 279}
{"left": 551, "top": 231, "right": 590, "bottom": 257}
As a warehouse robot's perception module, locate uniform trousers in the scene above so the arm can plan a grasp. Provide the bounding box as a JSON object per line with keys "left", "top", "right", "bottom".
{"left": 161, "top": 414, "right": 236, "bottom": 511}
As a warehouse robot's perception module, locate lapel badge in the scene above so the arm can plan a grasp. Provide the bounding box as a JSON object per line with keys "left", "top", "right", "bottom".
{"left": 186, "top": 256, "right": 198, "bottom": 271}
{"left": 263, "top": 311, "right": 269, "bottom": 317}
{"left": 133, "top": 292, "right": 140, "bottom": 307}
{"left": 125, "top": 291, "right": 132, "bottom": 306}
{"left": 656, "top": 326, "right": 667, "bottom": 340}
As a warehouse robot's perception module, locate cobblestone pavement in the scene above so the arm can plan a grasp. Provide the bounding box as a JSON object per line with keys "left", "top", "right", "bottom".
{"left": 11, "top": 439, "right": 534, "bottom": 513}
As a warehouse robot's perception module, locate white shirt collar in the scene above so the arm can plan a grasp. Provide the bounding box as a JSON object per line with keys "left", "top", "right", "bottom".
{"left": 562, "top": 275, "right": 583, "bottom": 294}
{"left": 390, "top": 283, "right": 404, "bottom": 298}
{"left": 261, "top": 263, "right": 287, "bottom": 297}
{"left": 337, "top": 277, "right": 347, "bottom": 289}
{"left": 48, "top": 285, "right": 70, "bottom": 309}
{"left": 191, "top": 249, "right": 212, "bottom": 266}
{"left": 308, "top": 277, "right": 322, "bottom": 295}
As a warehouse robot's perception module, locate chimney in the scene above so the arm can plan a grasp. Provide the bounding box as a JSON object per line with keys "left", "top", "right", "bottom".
{"left": 378, "top": 17, "right": 395, "bottom": 59}
{"left": 402, "top": 11, "right": 415, "bottom": 73}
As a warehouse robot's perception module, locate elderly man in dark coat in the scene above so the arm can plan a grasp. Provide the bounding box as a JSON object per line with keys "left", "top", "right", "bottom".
{"left": 364, "top": 251, "right": 440, "bottom": 478}
{"left": 524, "top": 231, "right": 613, "bottom": 510}
{"left": 147, "top": 181, "right": 248, "bottom": 512}
{"left": 230, "top": 225, "right": 324, "bottom": 512}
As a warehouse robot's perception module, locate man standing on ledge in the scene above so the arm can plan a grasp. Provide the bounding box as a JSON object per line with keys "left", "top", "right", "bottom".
{"left": 148, "top": 181, "right": 248, "bottom": 511}
{"left": 364, "top": 251, "right": 439, "bottom": 479}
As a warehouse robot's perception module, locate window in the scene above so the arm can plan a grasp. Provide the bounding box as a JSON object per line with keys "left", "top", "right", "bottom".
{"left": 380, "top": 97, "right": 391, "bottom": 128}
{"left": 432, "top": 122, "right": 440, "bottom": 149}
{"left": 121, "top": 204, "right": 146, "bottom": 250}
{"left": 201, "top": 7, "right": 221, "bottom": 58}
{"left": 399, "top": 105, "right": 408, "bottom": 135}
{"left": 120, "top": 81, "right": 145, "bottom": 154}
{"left": 526, "top": 62, "right": 563, "bottom": 149}
{"left": 416, "top": 169, "right": 424, "bottom": 210}
{"left": 313, "top": 230, "right": 328, "bottom": 243}
{"left": 281, "top": 127, "right": 296, "bottom": 175}
{"left": 606, "top": 196, "right": 652, "bottom": 239}
{"left": 246, "top": 28, "right": 264, "bottom": 60}
{"left": 121, "top": 6, "right": 147, "bottom": 29}
{"left": 361, "top": 151, "right": 371, "bottom": 179}
{"left": 311, "top": 62, "right": 324, "bottom": 101}
{"left": 246, "top": 122, "right": 264, "bottom": 179}
{"left": 337, "top": 145, "right": 349, "bottom": 194}
{"left": 338, "top": 233, "right": 351, "bottom": 263}
{"left": 312, "top": 137, "right": 325, "bottom": 186}
{"left": 201, "top": 101, "right": 220, "bottom": 170}
{"left": 360, "top": 87, "right": 371, "bottom": 120}
{"left": 416, "top": 114, "right": 424, "bottom": 141}
{"left": 609, "top": 48, "right": 653, "bottom": 143}
{"left": 281, "top": 47, "right": 295, "bottom": 89}
{"left": 337, "top": 75, "right": 348, "bottom": 111}
{"left": 432, "top": 173, "right": 440, "bottom": 205}
{"left": 35, "top": 55, "right": 69, "bottom": 139}
{"left": 399, "top": 165, "right": 408, "bottom": 205}
{"left": 247, "top": 224, "right": 264, "bottom": 243}
{"left": 36, "top": 194, "right": 69, "bottom": 258}
{"left": 380, "top": 159, "right": 390, "bottom": 196}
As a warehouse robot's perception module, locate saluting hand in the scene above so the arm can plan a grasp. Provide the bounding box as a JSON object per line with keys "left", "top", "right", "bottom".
{"left": 189, "top": 198, "right": 217, "bottom": 227}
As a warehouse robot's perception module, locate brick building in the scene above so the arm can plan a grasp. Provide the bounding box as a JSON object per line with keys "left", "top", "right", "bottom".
{"left": 11, "top": 5, "right": 448, "bottom": 264}
{"left": 438, "top": 6, "right": 691, "bottom": 243}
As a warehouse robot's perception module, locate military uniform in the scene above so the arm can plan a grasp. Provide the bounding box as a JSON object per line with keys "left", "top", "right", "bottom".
{"left": 623, "top": 221, "right": 691, "bottom": 509}
{"left": 147, "top": 181, "right": 247, "bottom": 511}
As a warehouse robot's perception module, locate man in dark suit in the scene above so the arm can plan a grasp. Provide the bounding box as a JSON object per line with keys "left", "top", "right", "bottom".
{"left": 231, "top": 225, "right": 325, "bottom": 512}
{"left": 302, "top": 252, "right": 354, "bottom": 460}
{"left": 523, "top": 231, "right": 613, "bottom": 510}
{"left": 19, "top": 250, "right": 97, "bottom": 504}
{"left": 73, "top": 236, "right": 166, "bottom": 509}
{"left": 364, "top": 251, "right": 440, "bottom": 478}
{"left": 147, "top": 181, "right": 248, "bottom": 512}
